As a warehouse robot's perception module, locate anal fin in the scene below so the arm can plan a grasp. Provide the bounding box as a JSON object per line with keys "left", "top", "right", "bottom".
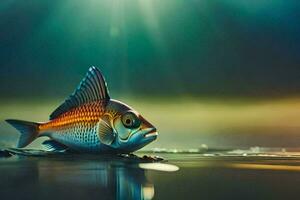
{"left": 42, "top": 140, "right": 68, "bottom": 152}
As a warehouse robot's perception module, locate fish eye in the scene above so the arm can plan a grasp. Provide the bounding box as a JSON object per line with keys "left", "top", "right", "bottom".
{"left": 121, "top": 111, "right": 141, "bottom": 129}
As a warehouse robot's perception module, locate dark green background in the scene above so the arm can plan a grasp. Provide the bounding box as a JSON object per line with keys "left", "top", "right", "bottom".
{"left": 0, "top": 0, "right": 300, "bottom": 98}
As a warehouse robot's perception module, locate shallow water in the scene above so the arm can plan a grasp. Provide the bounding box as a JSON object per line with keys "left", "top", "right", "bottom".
{"left": 1, "top": 149, "right": 300, "bottom": 200}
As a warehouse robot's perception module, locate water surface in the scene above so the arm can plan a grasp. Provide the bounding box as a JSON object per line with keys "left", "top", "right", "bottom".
{"left": 1, "top": 149, "right": 300, "bottom": 200}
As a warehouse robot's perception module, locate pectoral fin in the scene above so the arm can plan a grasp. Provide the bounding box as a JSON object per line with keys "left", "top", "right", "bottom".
{"left": 97, "top": 117, "right": 115, "bottom": 145}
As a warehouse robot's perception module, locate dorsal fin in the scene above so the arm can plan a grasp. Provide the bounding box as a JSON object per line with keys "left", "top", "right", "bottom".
{"left": 49, "top": 66, "right": 110, "bottom": 120}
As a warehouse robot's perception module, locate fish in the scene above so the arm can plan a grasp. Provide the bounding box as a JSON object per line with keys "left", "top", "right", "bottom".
{"left": 5, "top": 67, "right": 158, "bottom": 153}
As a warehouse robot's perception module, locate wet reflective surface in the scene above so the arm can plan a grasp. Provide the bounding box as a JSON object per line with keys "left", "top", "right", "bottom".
{"left": 1, "top": 149, "right": 300, "bottom": 200}
{"left": 0, "top": 152, "right": 158, "bottom": 200}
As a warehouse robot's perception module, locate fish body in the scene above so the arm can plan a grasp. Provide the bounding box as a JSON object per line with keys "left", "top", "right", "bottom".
{"left": 6, "top": 67, "right": 158, "bottom": 153}
{"left": 40, "top": 101, "right": 104, "bottom": 152}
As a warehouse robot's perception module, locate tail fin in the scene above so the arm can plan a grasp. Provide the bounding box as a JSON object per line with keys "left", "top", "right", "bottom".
{"left": 5, "top": 119, "right": 40, "bottom": 148}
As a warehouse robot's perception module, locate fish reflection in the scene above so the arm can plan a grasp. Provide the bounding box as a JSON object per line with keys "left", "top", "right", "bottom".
{"left": 0, "top": 156, "right": 155, "bottom": 200}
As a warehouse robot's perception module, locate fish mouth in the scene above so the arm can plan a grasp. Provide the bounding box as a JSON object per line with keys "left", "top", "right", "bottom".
{"left": 144, "top": 128, "right": 158, "bottom": 138}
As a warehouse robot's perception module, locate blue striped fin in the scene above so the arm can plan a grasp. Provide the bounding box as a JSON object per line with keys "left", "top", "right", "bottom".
{"left": 42, "top": 140, "right": 68, "bottom": 151}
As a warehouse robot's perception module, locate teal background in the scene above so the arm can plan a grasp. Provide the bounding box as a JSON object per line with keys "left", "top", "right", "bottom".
{"left": 0, "top": 0, "right": 300, "bottom": 98}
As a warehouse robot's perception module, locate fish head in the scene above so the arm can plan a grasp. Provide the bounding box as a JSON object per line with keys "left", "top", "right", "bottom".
{"left": 106, "top": 99, "right": 158, "bottom": 152}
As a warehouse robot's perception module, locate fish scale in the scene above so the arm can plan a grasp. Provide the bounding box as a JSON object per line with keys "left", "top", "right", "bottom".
{"left": 39, "top": 101, "right": 105, "bottom": 150}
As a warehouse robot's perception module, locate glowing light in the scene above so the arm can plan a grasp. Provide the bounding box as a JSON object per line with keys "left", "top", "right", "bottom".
{"left": 139, "top": 163, "right": 179, "bottom": 172}
{"left": 142, "top": 184, "right": 155, "bottom": 200}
